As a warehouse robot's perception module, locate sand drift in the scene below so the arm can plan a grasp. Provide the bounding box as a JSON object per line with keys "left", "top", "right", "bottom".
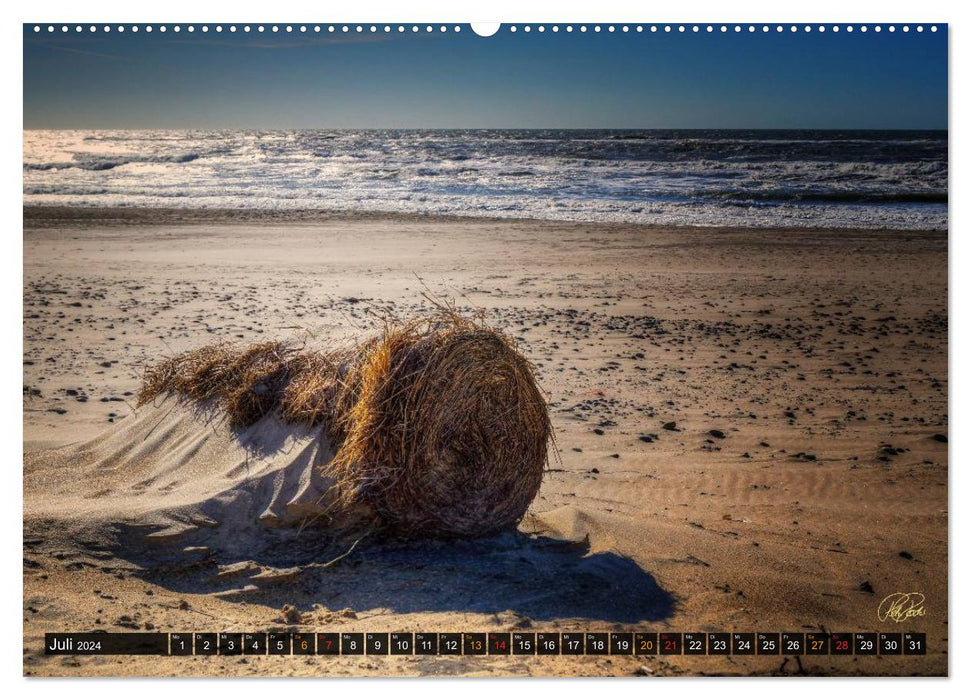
{"left": 25, "top": 311, "right": 552, "bottom": 550}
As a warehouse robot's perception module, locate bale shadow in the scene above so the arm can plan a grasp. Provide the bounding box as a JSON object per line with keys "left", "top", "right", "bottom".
{"left": 119, "top": 529, "right": 674, "bottom": 624}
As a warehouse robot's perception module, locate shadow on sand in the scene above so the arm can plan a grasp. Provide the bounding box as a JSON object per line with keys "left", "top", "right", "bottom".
{"left": 120, "top": 529, "right": 675, "bottom": 625}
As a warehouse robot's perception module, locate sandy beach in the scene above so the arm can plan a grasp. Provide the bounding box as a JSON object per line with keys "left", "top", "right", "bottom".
{"left": 23, "top": 207, "right": 947, "bottom": 677}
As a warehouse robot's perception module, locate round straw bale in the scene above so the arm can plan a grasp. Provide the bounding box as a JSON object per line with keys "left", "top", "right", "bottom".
{"left": 137, "top": 312, "right": 551, "bottom": 539}
{"left": 326, "top": 318, "right": 550, "bottom": 538}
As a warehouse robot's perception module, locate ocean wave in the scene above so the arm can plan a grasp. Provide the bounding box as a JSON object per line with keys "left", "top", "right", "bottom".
{"left": 24, "top": 152, "right": 202, "bottom": 172}
{"left": 22, "top": 129, "right": 948, "bottom": 229}
{"left": 704, "top": 189, "right": 948, "bottom": 204}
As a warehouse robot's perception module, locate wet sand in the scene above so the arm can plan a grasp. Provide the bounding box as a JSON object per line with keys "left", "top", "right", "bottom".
{"left": 23, "top": 207, "right": 948, "bottom": 676}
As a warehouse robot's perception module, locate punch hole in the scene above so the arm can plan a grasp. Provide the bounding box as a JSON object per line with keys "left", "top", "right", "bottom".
{"left": 468, "top": 22, "right": 501, "bottom": 37}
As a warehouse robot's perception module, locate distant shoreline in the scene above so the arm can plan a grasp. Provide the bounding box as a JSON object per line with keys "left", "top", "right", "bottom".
{"left": 22, "top": 205, "right": 947, "bottom": 235}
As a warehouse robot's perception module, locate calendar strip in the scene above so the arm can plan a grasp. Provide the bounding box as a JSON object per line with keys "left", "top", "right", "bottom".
{"left": 44, "top": 631, "right": 926, "bottom": 656}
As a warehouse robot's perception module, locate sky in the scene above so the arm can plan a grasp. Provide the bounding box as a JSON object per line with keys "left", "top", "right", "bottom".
{"left": 22, "top": 24, "right": 948, "bottom": 130}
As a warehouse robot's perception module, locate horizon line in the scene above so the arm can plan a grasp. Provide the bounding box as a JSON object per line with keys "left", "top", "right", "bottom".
{"left": 23, "top": 126, "right": 949, "bottom": 132}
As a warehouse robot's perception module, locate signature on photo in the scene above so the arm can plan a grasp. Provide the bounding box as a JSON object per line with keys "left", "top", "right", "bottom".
{"left": 878, "top": 592, "right": 927, "bottom": 623}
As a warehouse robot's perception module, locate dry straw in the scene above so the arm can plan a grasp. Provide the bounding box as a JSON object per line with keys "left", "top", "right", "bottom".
{"left": 138, "top": 309, "right": 551, "bottom": 538}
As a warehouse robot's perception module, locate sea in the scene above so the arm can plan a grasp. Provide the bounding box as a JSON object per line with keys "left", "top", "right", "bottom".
{"left": 23, "top": 129, "right": 947, "bottom": 229}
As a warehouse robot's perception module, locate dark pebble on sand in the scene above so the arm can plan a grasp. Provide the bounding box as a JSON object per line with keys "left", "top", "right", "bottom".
{"left": 932, "top": 433, "right": 948, "bottom": 443}
{"left": 708, "top": 429, "right": 726, "bottom": 439}
{"left": 899, "top": 551, "right": 914, "bottom": 560}
{"left": 859, "top": 581, "right": 875, "bottom": 594}
{"left": 593, "top": 428, "right": 605, "bottom": 435}
{"left": 662, "top": 421, "right": 678, "bottom": 431}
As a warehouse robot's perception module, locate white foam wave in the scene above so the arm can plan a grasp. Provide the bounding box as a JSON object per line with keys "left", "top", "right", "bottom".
{"left": 22, "top": 129, "right": 948, "bottom": 229}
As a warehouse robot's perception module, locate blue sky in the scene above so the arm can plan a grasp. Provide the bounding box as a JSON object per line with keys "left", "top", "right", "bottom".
{"left": 23, "top": 25, "right": 948, "bottom": 129}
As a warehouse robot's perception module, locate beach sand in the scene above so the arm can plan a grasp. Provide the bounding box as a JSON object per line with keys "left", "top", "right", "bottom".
{"left": 23, "top": 208, "right": 948, "bottom": 676}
